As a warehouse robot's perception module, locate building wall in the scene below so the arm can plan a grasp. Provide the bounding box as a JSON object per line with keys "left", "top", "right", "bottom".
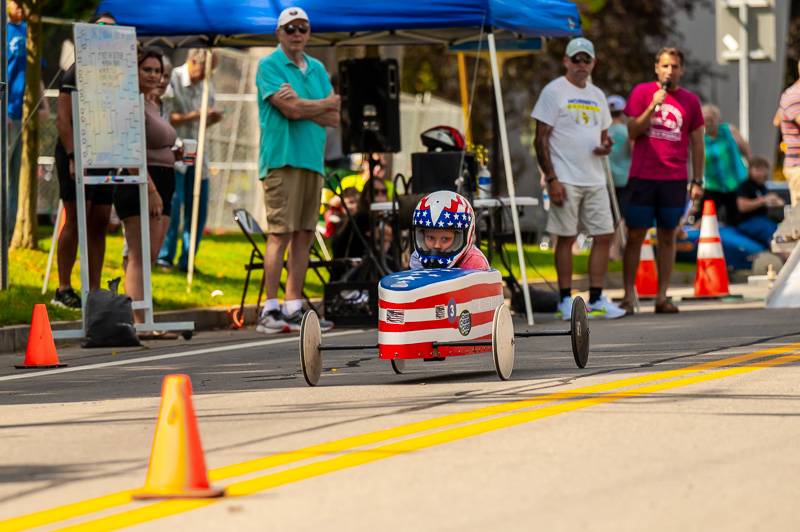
{"left": 675, "top": 0, "right": 790, "bottom": 167}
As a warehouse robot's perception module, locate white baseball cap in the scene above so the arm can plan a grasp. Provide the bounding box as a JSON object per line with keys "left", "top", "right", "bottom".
{"left": 607, "top": 95, "right": 626, "bottom": 112}
{"left": 277, "top": 7, "right": 309, "bottom": 28}
{"left": 565, "top": 37, "right": 595, "bottom": 59}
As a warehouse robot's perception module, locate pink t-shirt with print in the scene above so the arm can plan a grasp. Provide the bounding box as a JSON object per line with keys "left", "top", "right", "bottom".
{"left": 624, "top": 81, "right": 704, "bottom": 181}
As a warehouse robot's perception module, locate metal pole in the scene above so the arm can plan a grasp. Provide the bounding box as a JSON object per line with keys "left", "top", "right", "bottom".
{"left": 186, "top": 50, "right": 212, "bottom": 292}
{"left": 738, "top": 1, "right": 749, "bottom": 140}
{"left": 1, "top": 0, "right": 8, "bottom": 290}
{"left": 487, "top": 31, "right": 534, "bottom": 326}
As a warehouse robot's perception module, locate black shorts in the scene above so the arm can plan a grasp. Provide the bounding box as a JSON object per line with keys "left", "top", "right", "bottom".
{"left": 623, "top": 177, "right": 688, "bottom": 230}
{"left": 113, "top": 166, "right": 176, "bottom": 220}
{"left": 55, "top": 142, "right": 114, "bottom": 205}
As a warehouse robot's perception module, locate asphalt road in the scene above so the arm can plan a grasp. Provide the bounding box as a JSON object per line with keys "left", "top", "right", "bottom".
{"left": 1, "top": 297, "right": 799, "bottom": 531}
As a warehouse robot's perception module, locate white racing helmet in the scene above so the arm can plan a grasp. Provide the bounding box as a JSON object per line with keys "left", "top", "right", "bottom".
{"left": 412, "top": 190, "right": 476, "bottom": 268}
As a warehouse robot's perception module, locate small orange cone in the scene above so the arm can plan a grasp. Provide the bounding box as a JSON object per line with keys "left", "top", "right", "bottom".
{"left": 635, "top": 229, "right": 658, "bottom": 299}
{"left": 133, "top": 374, "right": 224, "bottom": 499}
{"left": 694, "top": 200, "right": 730, "bottom": 297}
{"left": 15, "top": 304, "right": 67, "bottom": 369}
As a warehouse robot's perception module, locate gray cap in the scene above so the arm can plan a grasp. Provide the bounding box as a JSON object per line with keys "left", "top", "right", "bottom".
{"left": 565, "top": 37, "right": 595, "bottom": 59}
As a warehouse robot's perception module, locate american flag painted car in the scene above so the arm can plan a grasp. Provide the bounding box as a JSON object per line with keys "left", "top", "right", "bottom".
{"left": 378, "top": 268, "right": 505, "bottom": 360}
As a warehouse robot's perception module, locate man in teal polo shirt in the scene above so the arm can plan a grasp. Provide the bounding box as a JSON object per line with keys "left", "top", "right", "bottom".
{"left": 256, "top": 6, "right": 341, "bottom": 334}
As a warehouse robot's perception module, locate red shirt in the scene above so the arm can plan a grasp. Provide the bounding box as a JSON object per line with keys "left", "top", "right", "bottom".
{"left": 624, "top": 81, "right": 704, "bottom": 181}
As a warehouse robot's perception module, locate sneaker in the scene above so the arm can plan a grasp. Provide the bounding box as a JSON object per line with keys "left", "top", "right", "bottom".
{"left": 283, "top": 310, "right": 334, "bottom": 333}
{"left": 555, "top": 296, "right": 573, "bottom": 321}
{"left": 156, "top": 258, "right": 173, "bottom": 270}
{"left": 51, "top": 288, "right": 82, "bottom": 309}
{"left": 588, "top": 295, "right": 626, "bottom": 320}
{"left": 256, "top": 309, "right": 288, "bottom": 334}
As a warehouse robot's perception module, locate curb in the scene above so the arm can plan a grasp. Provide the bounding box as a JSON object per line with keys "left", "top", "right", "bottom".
{"left": 0, "top": 304, "right": 260, "bottom": 356}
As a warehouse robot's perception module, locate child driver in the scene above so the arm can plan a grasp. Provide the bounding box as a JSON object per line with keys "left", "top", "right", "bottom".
{"left": 409, "top": 190, "right": 489, "bottom": 270}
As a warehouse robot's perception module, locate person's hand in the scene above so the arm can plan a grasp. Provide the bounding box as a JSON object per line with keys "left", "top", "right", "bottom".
{"left": 651, "top": 88, "right": 667, "bottom": 110}
{"left": 547, "top": 178, "right": 567, "bottom": 206}
{"left": 327, "top": 93, "right": 341, "bottom": 111}
{"left": 593, "top": 137, "right": 613, "bottom": 156}
{"left": 689, "top": 182, "right": 703, "bottom": 200}
{"left": 148, "top": 187, "right": 163, "bottom": 218}
{"left": 207, "top": 108, "right": 224, "bottom": 123}
{"left": 276, "top": 83, "right": 297, "bottom": 100}
{"left": 172, "top": 146, "right": 184, "bottom": 162}
{"left": 765, "top": 193, "right": 785, "bottom": 207}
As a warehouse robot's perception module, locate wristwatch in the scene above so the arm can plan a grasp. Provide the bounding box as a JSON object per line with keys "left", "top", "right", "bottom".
{"left": 691, "top": 179, "right": 703, "bottom": 187}
{"left": 545, "top": 175, "right": 558, "bottom": 183}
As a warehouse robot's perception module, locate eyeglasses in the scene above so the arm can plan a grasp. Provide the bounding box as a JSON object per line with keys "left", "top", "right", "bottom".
{"left": 283, "top": 23, "right": 309, "bottom": 35}
{"left": 570, "top": 55, "right": 593, "bottom": 65}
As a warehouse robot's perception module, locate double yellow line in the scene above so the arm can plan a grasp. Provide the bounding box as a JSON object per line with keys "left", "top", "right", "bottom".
{"left": 4, "top": 342, "right": 800, "bottom": 531}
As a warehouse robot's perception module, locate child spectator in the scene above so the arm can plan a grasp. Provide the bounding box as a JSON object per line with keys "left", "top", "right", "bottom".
{"left": 736, "top": 156, "right": 785, "bottom": 248}
{"left": 409, "top": 191, "right": 489, "bottom": 270}
{"left": 323, "top": 187, "right": 359, "bottom": 239}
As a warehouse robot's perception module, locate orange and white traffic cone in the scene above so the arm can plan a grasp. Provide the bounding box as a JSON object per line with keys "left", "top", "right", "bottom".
{"left": 15, "top": 304, "right": 67, "bottom": 369}
{"left": 635, "top": 229, "right": 658, "bottom": 299}
{"left": 133, "top": 374, "right": 224, "bottom": 499}
{"left": 693, "top": 200, "right": 730, "bottom": 298}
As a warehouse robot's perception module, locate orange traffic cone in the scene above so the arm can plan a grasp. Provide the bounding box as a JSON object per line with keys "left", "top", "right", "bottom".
{"left": 693, "top": 200, "right": 730, "bottom": 298}
{"left": 133, "top": 374, "right": 224, "bottom": 499}
{"left": 635, "top": 230, "right": 658, "bottom": 299}
{"left": 15, "top": 304, "right": 67, "bottom": 369}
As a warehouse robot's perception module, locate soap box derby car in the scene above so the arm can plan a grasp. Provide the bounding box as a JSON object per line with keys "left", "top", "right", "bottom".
{"left": 299, "top": 268, "right": 589, "bottom": 386}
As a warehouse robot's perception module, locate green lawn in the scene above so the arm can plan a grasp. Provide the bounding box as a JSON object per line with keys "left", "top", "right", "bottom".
{"left": 4, "top": 228, "right": 661, "bottom": 326}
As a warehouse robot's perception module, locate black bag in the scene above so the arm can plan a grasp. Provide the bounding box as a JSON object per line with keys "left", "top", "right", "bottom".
{"left": 81, "top": 288, "right": 141, "bottom": 348}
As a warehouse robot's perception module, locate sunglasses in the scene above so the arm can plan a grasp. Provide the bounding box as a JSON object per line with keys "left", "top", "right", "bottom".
{"left": 374, "top": 188, "right": 388, "bottom": 195}
{"left": 96, "top": 21, "right": 116, "bottom": 26}
{"left": 570, "top": 55, "right": 593, "bottom": 65}
{"left": 283, "top": 23, "right": 309, "bottom": 35}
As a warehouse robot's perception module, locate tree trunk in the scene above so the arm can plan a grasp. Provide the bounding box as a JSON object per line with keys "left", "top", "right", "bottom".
{"left": 10, "top": 2, "right": 41, "bottom": 250}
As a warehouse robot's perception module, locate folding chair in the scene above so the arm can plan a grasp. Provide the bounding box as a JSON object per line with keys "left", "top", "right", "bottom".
{"left": 233, "top": 208, "right": 345, "bottom": 328}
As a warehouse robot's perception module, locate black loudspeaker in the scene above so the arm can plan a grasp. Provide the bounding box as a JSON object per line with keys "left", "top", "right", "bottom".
{"left": 339, "top": 58, "right": 401, "bottom": 154}
{"left": 411, "top": 151, "right": 477, "bottom": 196}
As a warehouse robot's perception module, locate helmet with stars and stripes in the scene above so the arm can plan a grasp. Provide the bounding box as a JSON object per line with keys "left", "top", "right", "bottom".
{"left": 412, "top": 190, "right": 475, "bottom": 268}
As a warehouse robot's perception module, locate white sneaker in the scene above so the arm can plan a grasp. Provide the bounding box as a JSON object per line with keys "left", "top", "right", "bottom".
{"left": 588, "top": 295, "right": 626, "bottom": 320}
{"left": 256, "top": 309, "right": 288, "bottom": 334}
{"left": 555, "top": 296, "right": 573, "bottom": 321}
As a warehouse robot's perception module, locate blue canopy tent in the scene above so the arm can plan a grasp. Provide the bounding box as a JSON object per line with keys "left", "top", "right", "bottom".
{"left": 97, "top": 0, "right": 582, "bottom": 323}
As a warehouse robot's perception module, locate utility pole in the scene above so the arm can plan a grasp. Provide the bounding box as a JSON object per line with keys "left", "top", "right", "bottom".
{"left": 737, "top": 2, "right": 749, "bottom": 140}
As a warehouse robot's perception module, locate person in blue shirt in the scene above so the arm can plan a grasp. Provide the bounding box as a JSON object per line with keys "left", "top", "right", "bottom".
{"left": 254, "top": 6, "right": 340, "bottom": 335}
{"left": 5, "top": 0, "right": 25, "bottom": 238}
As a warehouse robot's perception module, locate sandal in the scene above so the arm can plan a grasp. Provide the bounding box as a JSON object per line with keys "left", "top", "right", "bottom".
{"left": 654, "top": 298, "right": 679, "bottom": 314}
{"left": 618, "top": 300, "right": 635, "bottom": 316}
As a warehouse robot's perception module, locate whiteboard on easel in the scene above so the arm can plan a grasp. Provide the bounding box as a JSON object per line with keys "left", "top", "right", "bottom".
{"left": 73, "top": 22, "right": 144, "bottom": 178}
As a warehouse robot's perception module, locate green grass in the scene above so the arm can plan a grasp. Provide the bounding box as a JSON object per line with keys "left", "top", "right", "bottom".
{"left": 2, "top": 228, "right": 326, "bottom": 327}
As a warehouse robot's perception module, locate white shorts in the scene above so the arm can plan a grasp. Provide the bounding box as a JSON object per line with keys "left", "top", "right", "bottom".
{"left": 545, "top": 183, "right": 614, "bottom": 236}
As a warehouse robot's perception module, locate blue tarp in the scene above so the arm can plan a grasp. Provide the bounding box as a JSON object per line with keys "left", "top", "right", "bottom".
{"left": 96, "top": 0, "right": 581, "bottom": 45}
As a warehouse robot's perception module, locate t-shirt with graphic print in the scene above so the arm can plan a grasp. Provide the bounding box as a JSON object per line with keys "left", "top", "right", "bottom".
{"left": 624, "top": 81, "right": 704, "bottom": 181}
{"left": 531, "top": 76, "right": 611, "bottom": 187}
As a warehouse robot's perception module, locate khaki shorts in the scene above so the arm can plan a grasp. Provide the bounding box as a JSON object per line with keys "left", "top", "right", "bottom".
{"left": 545, "top": 183, "right": 614, "bottom": 236}
{"left": 783, "top": 165, "right": 800, "bottom": 207}
{"left": 262, "top": 167, "right": 323, "bottom": 233}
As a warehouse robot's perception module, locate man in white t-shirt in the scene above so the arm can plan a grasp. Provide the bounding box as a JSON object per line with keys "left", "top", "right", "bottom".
{"left": 532, "top": 37, "right": 624, "bottom": 320}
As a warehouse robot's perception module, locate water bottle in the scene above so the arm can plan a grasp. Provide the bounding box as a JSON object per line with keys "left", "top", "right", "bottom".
{"left": 542, "top": 189, "right": 550, "bottom": 211}
{"left": 477, "top": 165, "right": 492, "bottom": 200}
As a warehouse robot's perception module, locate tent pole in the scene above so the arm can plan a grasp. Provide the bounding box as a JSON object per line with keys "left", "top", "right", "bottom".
{"left": 457, "top": 52, "right": 471, "bottom": 145}
{"left": 487, "top": 31, "right": 534, "bottom": 325}
{"left": 186, "top": 49, "right": 212, "bottom": 292}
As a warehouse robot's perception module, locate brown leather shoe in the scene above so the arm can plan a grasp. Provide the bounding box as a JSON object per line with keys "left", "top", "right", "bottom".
{"left": 654, "top": 299, "right": 679, "bottom": 314}
{"left": 618, "top": 300, "right": 635, "bottom": 316}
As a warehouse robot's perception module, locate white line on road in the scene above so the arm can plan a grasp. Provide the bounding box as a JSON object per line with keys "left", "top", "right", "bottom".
{"left": 0, "top": 330, "right": 365, "bottom": 383}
